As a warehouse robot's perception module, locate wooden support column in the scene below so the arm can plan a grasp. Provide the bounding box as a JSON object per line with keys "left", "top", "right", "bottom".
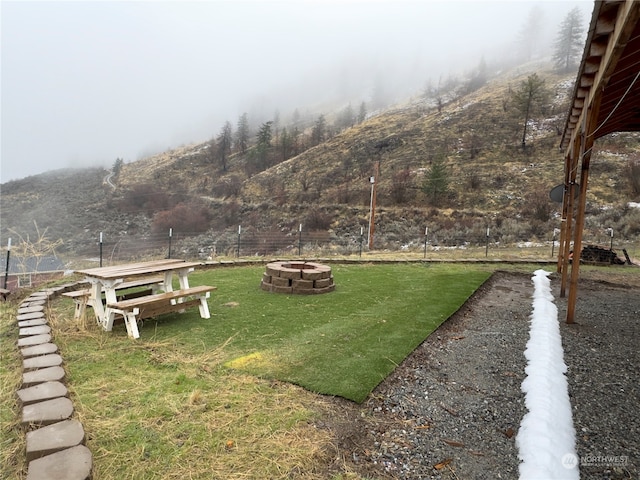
{"left": 556, "top": 155, "right": 570, "bottom": 275}
{"left": 566, "top": 95, "right": 602, "bottom": 324}
{"left": 559, "top": 133, "right": 581, "bottom": 297}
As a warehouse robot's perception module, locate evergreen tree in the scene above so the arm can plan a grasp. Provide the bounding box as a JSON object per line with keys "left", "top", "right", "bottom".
{"left": 112, "top": 157, "right": 124, "bottom": 176}
{"left": 279, "top": 127, "right": 291, "bottom": 161}
{"left": 511, "top": 73, "right": 548, "bottom": 151}
{"left": 358, "top": 101, "right": 367, "bottom": 123}
{"left": 255, "top": 121, "right": 273, "bottom": 169}
{"left": 337, "top": 103, "right": 355, "bottom": 130}
{"left": 311, "top": 115, "right": 327, "bottom": 146}
{"left": 422, "top": 155, "right": 450, "bottom": 206}
{"left": 553, "top": 7, "right": 585, "bottom": 72}
{"left": 235, "top": 112, "right": 249, "bottom": 154}
{"left": 516, "top": 6, "right": 544, "bottom": 62}
{"left": 216, "top": 121, "right": 233, "bottom": 172}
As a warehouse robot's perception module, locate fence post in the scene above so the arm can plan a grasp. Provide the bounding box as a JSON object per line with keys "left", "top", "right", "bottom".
{"left": 359, "top": 227, "right": 363, "bottom": 258}
{"left": 424, "top": 227, "right": 428, "bottom": 258}
{"left": 3, "top": 238, "right": 11, "bottom": 289}
{"left": 168, "top": 228, "right": 173, "bottom": 259}
{"left": 99, "top": 232, "right": 103, "bottom": 267}
{"left": 485, "top": 227, "right": 490, "bottom": 258}
{"left": 237, "top": 225, "right": 241, "bottom": 258}
{"left": 298, "top": 224, "right": 302, "bottom": 256}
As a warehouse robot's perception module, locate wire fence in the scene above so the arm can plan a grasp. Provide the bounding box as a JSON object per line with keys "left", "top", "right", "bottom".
{"left": 51, "top": 224, "right": 640, "bottom": 268}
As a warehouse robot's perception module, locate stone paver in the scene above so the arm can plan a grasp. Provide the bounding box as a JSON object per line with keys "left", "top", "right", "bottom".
{"left": 23, "top": 366, "right": 65, "bottom": 387}
{"left": 21, "top": 343, "right": 59, "bottom": 358}
{"left": 24, "top": 300, "right": 47, "bottom": 307}
{"left": 23, "top": 354, "right": 63, "bottom": 371}
{"left": 17, "top": 311, "right": 46, "bottom": 322}
{"left": 18, "top": 334, "right": 52, "bottom": 348}
{"left": 26, "top": 419, "right": 85, "bottom": 461}
{"left": 19, "top": 305, "right": 45, "bottom": 314}
{"left": 19, "top": 318, "right": 49, "bottom": 328}
{"left": 19, "top": 325, "right": 52, "bottom": 337}
{"left": 12, "top": 286, "right": 93, "bottom": 479}
{"left": 26, "top": 445, "right": 92, "bottom": 480}
{"left": 17, "top": 381, "right": 68, "bottom": 406}
{"left": 22, "top": 397, "right": 74, "bottom": 426}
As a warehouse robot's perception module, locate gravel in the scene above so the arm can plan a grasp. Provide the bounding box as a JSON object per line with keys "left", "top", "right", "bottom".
{"left": 329, "top": 269, "right": 640, "bottom": 480}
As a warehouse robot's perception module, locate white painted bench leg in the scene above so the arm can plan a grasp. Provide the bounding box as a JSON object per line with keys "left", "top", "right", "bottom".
{"left": 198, "top": 294, "right": 211, "bottom": 319}
{"left": 123, "top": 310, "right": 140, "bottom": 339}
{"left": 73, "top": 298, "right": 86, "bottom": 320}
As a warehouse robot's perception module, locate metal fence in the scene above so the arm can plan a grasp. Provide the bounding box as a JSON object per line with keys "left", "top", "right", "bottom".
{"left": 49, "top": 224, "right": 639, "bottom": 267}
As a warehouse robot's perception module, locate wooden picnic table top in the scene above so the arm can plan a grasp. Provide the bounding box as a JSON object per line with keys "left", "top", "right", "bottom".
{"left": 75, "top": 259, "right": 202, "bottom": 280}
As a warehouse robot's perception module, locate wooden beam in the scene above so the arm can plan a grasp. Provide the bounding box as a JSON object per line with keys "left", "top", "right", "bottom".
{"left": 559, "top": 134, "right": 580, "bottom": 297}
{"left": 566, "top": 93, "right": 603, "bottom": 324}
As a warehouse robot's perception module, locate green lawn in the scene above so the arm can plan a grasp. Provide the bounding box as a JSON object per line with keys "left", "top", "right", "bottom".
{"left": 128, "top": 263, "right": 490, "bottom": 402}
{"left": 2, "top": 263, "right": 493, "bottom": 479}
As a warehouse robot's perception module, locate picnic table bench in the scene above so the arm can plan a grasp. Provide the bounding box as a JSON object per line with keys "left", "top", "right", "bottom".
{"left": 0, "top": 288, "right": 10, "bottom": 301}
{"left": 107, "top": 285, "right": 217, "bottom": 338}
{"left": 62, "top": 276, "right": 164, "bottom": 320}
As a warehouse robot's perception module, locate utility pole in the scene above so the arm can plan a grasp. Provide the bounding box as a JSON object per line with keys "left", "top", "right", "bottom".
{"left": 368, "top": 161, "right": 379, "bottom": 250}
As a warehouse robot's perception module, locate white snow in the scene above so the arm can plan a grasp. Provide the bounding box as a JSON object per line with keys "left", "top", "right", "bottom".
{"left": 516, "top": 269, "right": 579, "bottom": 479}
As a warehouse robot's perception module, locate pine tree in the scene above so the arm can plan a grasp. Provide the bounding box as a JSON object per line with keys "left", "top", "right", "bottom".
{"left": 516, "top": 6, "right": 544, "bottom": 62}
{"left": 216, "top": 121, "right": 233, "bottom": 172}
{"left": 255, "top": 121, "right": 273, "bottom": 169}
{"left": 511, "top": 73, "right": 548, "bottom": 151}
{"left": 422, "top": 155, "right": 450, "bottom": 206}
{"left": 311, "top": 115, "right": 326, "bottom": 146}
{"left": 358, "top": 101, "right": 367, "bottom": 123}
{"left": 235, "top": 113, "right": 250, "bottom": 154}
{"left": 553, "top": 7, "right": 585, "bottom": 72}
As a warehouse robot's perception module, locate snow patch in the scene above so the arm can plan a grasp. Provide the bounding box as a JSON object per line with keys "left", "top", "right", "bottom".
{"left": 516, "top": 270, "right": 578, "bottom": 479}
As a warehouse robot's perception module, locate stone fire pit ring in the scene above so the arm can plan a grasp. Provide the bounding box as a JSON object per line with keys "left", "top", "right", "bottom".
{"left": 261, "top": 261, "right": 335, "bottom": 294}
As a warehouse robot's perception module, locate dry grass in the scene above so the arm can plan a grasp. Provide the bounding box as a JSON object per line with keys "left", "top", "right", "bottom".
{"left": 0, "top": 300, "right": 28, "bottom": 480}
{"left": 38, "top": 303, "right": 349, "bottom": 480}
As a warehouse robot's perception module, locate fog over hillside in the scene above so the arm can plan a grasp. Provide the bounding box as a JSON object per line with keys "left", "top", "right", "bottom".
{"left": 1, "top": 0, "right": 591, "bottom": 182}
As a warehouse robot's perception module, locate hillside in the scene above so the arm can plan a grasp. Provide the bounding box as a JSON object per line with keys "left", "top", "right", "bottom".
{"left": 2, "top": 61, "right": 639, "bottom": 260}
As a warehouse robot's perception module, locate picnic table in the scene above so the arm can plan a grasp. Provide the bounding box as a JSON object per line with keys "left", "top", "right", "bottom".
{"left": 74, "top": 259, "right": 216, "bottom": 339}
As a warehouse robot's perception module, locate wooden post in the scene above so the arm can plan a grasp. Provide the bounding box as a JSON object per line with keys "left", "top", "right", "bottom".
{"left": 3, "top": 238, "right": 11, "bottom": 290}
{"left": 566, "top": 95, "right": 602, "bottom": 324}
{"left": 560, "top": 133, "right": 581, "bottom": 298}
{"left": 368, "top": 162, "right": 379, "bottom": 250}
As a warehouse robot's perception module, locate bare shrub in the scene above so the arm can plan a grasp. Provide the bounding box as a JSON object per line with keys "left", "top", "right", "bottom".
{"left": 121, "top": 183, "right": 172, "bottom": 214}
{"left": 389, "top": 168, "right": 416, "bottom": 204}
{"left": 628, "top": 158, "right": 640, "bottom": 195}
{"left": 523, "top": 186, "right": 554, "bottom": 222}
{"left": 152, "top": 202, "right": 211, "bottom": 234}
{"left": 212, "top": 174, "right": 243, "bottom": 198}
{"left": 304, "top": 208, "right": 333, "bottom": 231}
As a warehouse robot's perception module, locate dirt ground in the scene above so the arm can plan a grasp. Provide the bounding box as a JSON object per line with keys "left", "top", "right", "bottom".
{"left": 318, "top": 267, "right": 640, "bottom": 479}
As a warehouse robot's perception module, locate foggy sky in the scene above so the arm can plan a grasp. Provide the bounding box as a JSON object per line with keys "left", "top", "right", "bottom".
{"left": 1, "top": 0, "right": 592, "bottom": 182}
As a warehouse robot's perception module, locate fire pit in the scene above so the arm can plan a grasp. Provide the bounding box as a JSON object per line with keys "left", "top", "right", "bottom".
{"left": 260, "top": 261, "right": 335, "bottom": 294}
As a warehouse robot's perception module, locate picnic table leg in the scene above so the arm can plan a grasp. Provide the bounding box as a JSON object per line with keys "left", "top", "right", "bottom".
{"left": 198, "top": 294, "right": 211, "bottom": 319}
{"left": 88, "top": 281, "right": 105, "bottom": 328}
{"left": 175, "top": 269, "right": 191, "bottom": 306}
{"left": 103, "top": 284, "right": 120, "bottom": 332}
{"left": 123, "top": 310, "right": 140, "bottom": 339}
{"left": 73, "top": 296, "right": 88, "bottom": 322}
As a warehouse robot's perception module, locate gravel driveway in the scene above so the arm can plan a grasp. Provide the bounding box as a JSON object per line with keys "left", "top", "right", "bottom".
{"left": 328, "top": 269, "right": 640, "bottom": 480}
